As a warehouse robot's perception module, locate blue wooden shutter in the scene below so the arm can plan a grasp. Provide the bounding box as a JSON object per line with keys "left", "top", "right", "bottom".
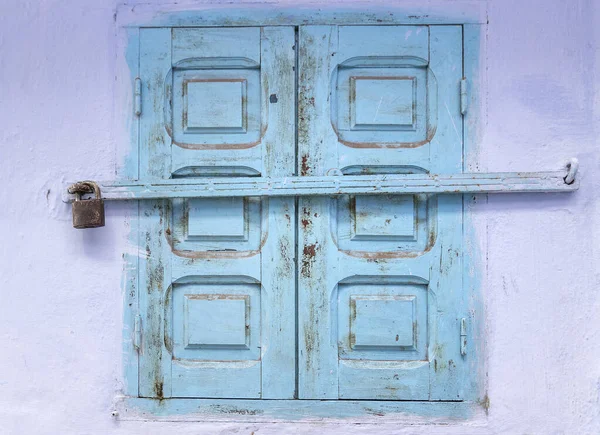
{"left": 297, "top": 25, "right": 466, "bottom": 400}
{"left": 137, "top": 23, "right": 467, "bottom": 402}
{"left": 138, "top": 27, "right": 296, "bottom": 399}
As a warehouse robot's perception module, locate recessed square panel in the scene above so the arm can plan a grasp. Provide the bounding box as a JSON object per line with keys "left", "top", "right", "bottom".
{"left": 351, "top": 295, "right": 416, "bottom": 350}
{"left": 170, "top": 196, "right": 262, "bottom": 255}
{"left": 334, "top": 189, "right": 434, "bottom": 255}
{"left": 352, "top": 77, "right": 416, "bottom": 129}
{"left": 187, "top": 197, "right": 247, "bottom": 241}
{"left": 170, "top": 68, "right": 261, "bottom": 148}
{"left": 185, "top": 80, "right": 246, "bottom": 131}
{"left": 353, "top": 195, "right": 416, "bottom": 241}
{"left": 172, "top": 282, "right": 261, "bottom": 361}
{"left": 338, "top": 281, "right": 428, "bottom": 361}
{"left": 333, "top": 65, "right": 435, "bottom": 147}
{"left": 184, "top": 295, "right": 249, "bottom": 349}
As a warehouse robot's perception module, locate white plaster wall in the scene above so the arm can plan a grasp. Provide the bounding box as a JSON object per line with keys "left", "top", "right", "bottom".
{"left": 0, "top": 0, "right": 598, "bottom": 433}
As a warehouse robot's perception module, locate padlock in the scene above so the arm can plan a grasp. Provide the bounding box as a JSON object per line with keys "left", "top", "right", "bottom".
{"left": 71, "top": 181, "right": 105, "bottom": 229}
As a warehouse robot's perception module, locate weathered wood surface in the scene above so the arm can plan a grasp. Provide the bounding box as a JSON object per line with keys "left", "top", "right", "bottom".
{"left": 64, "top": 170, "right": 577, "bottom": 202}
{"left": 136, "top": 26, "right": 297, "bottom": 399}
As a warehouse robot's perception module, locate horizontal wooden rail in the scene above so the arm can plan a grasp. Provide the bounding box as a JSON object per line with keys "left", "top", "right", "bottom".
{"left": 64, "top": 166, "right": 578, "bottom": 202}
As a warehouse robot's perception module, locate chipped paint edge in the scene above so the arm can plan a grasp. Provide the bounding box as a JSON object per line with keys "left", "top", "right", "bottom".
{"left": 463, "top": 23, "right": 487, "bottom": 407}
{"left": 116, "top": 23, "right": 141, "bottom": 398}
{"left": 116, "top": 1, "right": 488, "bottom": 28}
{"left": 115, "top": 397, "right": 487, "bottom": 423}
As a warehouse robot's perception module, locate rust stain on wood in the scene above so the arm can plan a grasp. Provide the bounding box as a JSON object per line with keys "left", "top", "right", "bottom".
{"left": 301, "top": 243, "right": 319, "bottom": 277}
{"left": 301, "top": 154, "right": 311, "bottom": 176}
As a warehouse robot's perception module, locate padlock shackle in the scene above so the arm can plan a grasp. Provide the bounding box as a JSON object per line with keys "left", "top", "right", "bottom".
{"left": 69, "top": 180, "right": 102, "bottom": 200}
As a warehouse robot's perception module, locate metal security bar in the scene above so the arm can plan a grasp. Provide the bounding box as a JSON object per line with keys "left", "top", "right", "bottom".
{"left": 65, "top": 159, "right": 579, "bottom": 201}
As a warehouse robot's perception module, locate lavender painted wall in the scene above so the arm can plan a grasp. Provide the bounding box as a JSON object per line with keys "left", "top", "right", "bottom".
{"left": 0, "top": 0, "right": 598, "bottom": 433}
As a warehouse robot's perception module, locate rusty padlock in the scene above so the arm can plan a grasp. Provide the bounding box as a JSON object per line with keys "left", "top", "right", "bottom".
{"left": 70, "top": 181, "right": 105, "bottom": 229}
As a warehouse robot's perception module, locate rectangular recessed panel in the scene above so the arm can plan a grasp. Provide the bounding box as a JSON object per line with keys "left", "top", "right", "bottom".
{"left": 171, "top": 68, "right": 261, "bottom": 148}
{"left": 187, "top": 197, "right": 246, "bottom": 240}
{"left": 334, "top": 66, "right": 431, "bottom": 147}
{"left": 184, "top": 295, "right": 249, "bottom": 349}
{"left": 171, "top": 196, "right": 261, "bottom": 255}
{"left": 351, "top": 295, "right": 416, "bottom": 350}
{"left": 338, "top": 282, "right": 428, "bottom": 361}
{"left": 172, "top": 282, "right": 261, "bottom": 362}
{"left": 185, "top": 80, "right": 246, "bottom": 131}
{"left": 352, "top": 77, "right": 416, "bottom": 129}
{"left": 353, "top": 195, "right": 416, "bottom": 241}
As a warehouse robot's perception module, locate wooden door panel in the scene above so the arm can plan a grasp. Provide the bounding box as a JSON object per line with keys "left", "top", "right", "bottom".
{"left": 170, "top": 281, "right": 262, "bottom": 398}
{"left": 298, "top": 25, "right": 465, "bottom": 400}
{"left": 139, "top": 26, "right": 296, "bottom": 399}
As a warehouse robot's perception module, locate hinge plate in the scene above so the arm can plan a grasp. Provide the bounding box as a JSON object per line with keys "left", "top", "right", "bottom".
{"left": 460, "top": 78, "right": 467, "bottom": 115}
{"left": 134, "top": 78, "right": 142, "bottom": 116}
{"left": 460, "top": 317, "right": 467, "bottom": 356}
{"left": 133, "top": 314, "right": 142, "bottom": 351}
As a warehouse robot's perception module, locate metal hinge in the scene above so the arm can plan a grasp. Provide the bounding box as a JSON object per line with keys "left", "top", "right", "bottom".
{"left": 460, "top": 317, "right": 467, "bottom": 356}
{"left": 460, "top": 78, "right": 467, "bottom": 115}
{"left": 134, "top": 78, "right": 142, "bottom": 116}
{"left": 133, "top": 314, "right": 142, "bottom": 351}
